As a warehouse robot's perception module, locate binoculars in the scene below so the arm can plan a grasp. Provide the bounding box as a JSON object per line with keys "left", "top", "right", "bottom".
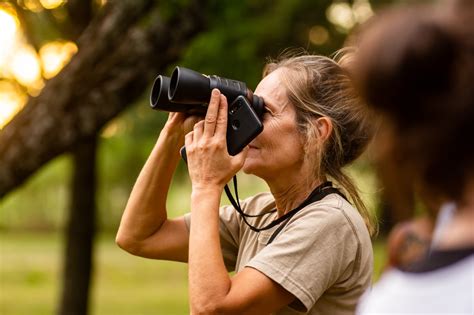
{"left": 150, "top": 67, "right": 265, "bottom": 155}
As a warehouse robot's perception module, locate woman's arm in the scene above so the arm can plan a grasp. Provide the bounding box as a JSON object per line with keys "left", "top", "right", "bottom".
{"left": 185, "top": 90, "right": 295, "bottom": 314}
{"left": 116, "top": 113, "right": 195, "bottom": 262}
{"left": 189, "top": 187, "right": 295, "bottom": 314}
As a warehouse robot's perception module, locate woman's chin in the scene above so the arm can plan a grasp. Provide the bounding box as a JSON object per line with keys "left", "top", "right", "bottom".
{"left": 242, "top": 161, "right": 254, "bottom": 174}
{"left": 242, "top": 158, "right": 259, "bottom": 175}
{"left": 243, "top": 149, "right": 266, "bottom": 175}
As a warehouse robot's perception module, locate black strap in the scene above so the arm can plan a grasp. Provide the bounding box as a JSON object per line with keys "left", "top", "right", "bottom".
{"left": 266, "top": 185, "right": 346, "bottom": 245}
{"left": 403, "top": 247, "right": 474, "bottom": 273}
{"left": 266, "top": 216, "right": 292, "bottom": 245}
{"left": 224, "top": 178, "right": 348, "bottom": 240}
{"left": 224, "top": 177, "right": 276, "bottom": 219}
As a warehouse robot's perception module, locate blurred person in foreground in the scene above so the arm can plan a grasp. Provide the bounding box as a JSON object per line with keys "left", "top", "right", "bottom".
{"left": 116, "top": 51, "right": 376, "bottom": 314}
{"left": 353, "top": 1, "right": 474, "bottom": 314}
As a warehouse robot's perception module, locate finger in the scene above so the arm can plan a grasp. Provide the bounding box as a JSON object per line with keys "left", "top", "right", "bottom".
{"left": 185, "top": 130, "right": 194, "bottom": 147}
{"left": 175, "top": 112, "right": 186, "bottom": 120}
{"left": 183, "top": 115, "right": 204, "bottom": 134}
{"left": 167, "top": 112, "right": 181, "bottom": 123}
{"left": 193, "top": 120, "right": 204, "bottom": 141}
{"left": 215, "top": 94, "right": 228, "bottom": 139}
{"left": 204, "top": 89, "right": 220, "bottom": 138}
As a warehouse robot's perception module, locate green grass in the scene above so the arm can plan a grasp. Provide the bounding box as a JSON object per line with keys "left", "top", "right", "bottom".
{"left": 0, "top": 232, "right": 387, "bottom": 315}
{"left": 0, "top": 232, "right": 189, "bottom": 315}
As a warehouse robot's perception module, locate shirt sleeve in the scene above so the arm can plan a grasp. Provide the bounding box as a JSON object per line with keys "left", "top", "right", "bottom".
{"left": 184, "top": 204, "right": 241, "bottom": 272}
{"left": 245, "top": 201, "right": 360, "bottom": 312}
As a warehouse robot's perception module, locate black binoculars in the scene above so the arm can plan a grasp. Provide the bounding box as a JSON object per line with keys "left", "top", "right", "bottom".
{"left": 150, "top": 67, "right": 265, "bottom": 156}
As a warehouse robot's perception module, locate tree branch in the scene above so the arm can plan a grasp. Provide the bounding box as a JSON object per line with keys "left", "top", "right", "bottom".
{"left": 65, "top": 0, "right": 94, "bottom": 40}
{"left": 0, "top": 0, "right": 207, "bottom": 198}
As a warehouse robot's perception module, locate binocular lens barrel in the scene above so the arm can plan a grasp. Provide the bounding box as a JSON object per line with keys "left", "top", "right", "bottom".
{"left": 150, "top": 75, "right": 207, "bottom": 114}
{"left": 150, "top": 75, "right": 171, "bottom": 109}
{"left": 169, "top": 67, "right": 212, "bottom": 104}
{"left": 169, "top": 67, "right": 251, "bottom": 105}
{"left": 150, "top": 66, "right": 264, "bottom": 117}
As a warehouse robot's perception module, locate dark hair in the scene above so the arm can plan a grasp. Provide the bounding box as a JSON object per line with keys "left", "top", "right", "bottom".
{"left": 354, "top": 4, "right": 474, "bottom": 204}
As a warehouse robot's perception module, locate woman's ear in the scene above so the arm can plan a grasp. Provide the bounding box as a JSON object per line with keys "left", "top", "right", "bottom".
{"left": 315, "top": 116, "right": 333, "bottom": 143}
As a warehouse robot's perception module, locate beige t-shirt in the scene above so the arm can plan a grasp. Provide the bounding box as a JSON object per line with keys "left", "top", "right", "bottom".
{"left": 184, "top": 192, "right": 373, "bottom": 315}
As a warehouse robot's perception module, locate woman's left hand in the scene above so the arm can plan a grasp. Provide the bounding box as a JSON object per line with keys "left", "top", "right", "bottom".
{"left": 185, "top": 89, "right": 248, "bottom": 191}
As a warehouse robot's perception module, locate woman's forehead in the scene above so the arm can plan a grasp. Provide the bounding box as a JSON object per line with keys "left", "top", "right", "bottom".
{"left": 255, "top": 69, "right": 290, "bottom": 110}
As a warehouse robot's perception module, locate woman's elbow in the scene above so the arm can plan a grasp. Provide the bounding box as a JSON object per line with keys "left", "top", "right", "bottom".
{"left": 190, "top": 303, "right": 220, "bottom": 315}
{"left": 115, "top": 231, "right": 141, "bottom": 256}
{"left": 191, "top": 301, "right": 244, "bottom": 315}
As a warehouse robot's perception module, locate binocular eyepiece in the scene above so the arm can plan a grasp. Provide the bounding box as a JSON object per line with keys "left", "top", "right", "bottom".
{"left": 150, "top": 67, "right": 265, "bottom": 118}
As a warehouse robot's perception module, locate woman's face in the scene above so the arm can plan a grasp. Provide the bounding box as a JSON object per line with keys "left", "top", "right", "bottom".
{"left": 242, "top": 69, "right": 306, "bottom": 181}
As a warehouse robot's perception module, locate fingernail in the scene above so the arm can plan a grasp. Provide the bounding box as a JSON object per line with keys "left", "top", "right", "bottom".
{"left": 212, "top": 89, "right": 220, "bottom": 96}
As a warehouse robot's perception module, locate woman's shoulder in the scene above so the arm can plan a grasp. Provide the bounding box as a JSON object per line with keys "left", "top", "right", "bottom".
{"left": 240, "top": 191, "right": 365, "bottom": 229}
{"left": 300, "top": 193, "right": 361, "bottom": 222}
{"left": 297, "top": 193, "right": 371, "bottom": 241}
{"left": 239, "top": 192, "right": 276, "bottom": 215}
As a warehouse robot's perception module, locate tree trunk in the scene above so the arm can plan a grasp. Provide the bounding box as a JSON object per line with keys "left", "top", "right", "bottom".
{"left": 59, "top": 136, "right": 98, "bottom": 315}
{"left": 58, "top": 137, "right": 97, "bottom": 315}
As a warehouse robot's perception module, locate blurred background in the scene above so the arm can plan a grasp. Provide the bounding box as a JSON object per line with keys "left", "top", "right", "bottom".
{"left": 0, "top": 0, "right": 428, "bottom": 314}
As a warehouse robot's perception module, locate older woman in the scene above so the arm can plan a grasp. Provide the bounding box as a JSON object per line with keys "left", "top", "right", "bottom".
{"left": 116, "top": 53, "right": 375, "bottom": 314}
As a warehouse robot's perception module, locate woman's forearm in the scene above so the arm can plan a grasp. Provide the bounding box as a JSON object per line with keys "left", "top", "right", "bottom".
{"left": 117, "top": 127, "right": 183, "bottom": 244}
{"left": 188, "top": 187, "right": 232, "bottom": 314}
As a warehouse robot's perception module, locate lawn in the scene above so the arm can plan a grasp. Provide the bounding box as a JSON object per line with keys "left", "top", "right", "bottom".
{"left": 0, "top": 232, "right": 387, "bottom": 315}
{"left": 0, "top": 232, "right": 189, "bottom": 315}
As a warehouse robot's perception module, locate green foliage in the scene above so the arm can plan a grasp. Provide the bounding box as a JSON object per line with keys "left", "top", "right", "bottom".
{"left": 0, "top": 155, "right": 71, "bottom": 230}
{"left": 179, "top": 0, "right": 346, "bottom": 88}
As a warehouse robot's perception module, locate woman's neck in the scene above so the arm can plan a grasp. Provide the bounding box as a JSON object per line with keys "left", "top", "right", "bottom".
{"left": 267, "top": 175, "right": 323, "bottom": 217}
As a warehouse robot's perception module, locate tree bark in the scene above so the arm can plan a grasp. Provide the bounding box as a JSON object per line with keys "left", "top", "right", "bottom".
{"left": 0, "top": 0, "right": 206, "bottom": 199}
{"left": 65, "top": 0, "right": 94, "bottom": 40}
{"left": 59, "top": 136, "right": 97, "bottom": 315}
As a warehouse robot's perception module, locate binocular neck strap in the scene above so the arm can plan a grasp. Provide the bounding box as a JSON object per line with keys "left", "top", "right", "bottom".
{"left": 224, "top": 176, "right": 276, "bottom": 219}
{"left": 224, "top": 177, "right": 348, "bottom": 238}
